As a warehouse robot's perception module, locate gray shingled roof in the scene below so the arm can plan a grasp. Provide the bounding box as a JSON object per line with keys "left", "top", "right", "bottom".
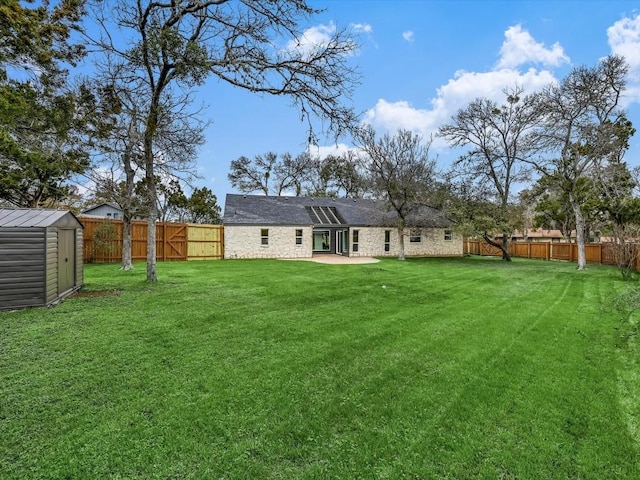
{"left": 0, "top": 209, "right": 82, "bottom": 228}
{"left": 223, "top": 194, "right": 451, "bottom": 228}
{"left": 81, "top": 202, "right": 123, "bottom": 214}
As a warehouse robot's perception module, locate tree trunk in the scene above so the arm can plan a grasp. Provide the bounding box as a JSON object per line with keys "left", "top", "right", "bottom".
{"left": 146, "top": 185, "right": 158, "bottom": 281}
{"left": 121, "top": 212, "right": 133, "bottom": 270}
{"left": 501, "top": 235, "right": 511, "bottom": 261}
{"left": 397, "top": 225, "right": 406, "bottom": 260}
{"left": 144, "top": 97, "right": 161, "bottom": 282}
{"left": 570, "top": 193, "right": 587, "bottom": 270}
{"left": 483, "top": 232, "right": 512, "bottom": 261}
{"left": 120, "top": 148, "right": 135, "bottom": 271}
{"left": 145, "top": 137, "right": 158, "bottom": 282}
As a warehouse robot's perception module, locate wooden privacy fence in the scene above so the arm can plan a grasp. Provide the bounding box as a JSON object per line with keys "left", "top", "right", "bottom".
{"left": 79, "top": 217, "right": 224, "bottom": 263}
{"left": 464, "top": 239, "right": 638, "bottom": 268}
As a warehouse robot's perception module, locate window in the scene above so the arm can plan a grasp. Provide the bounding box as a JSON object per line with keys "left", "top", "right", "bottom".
{"left": 261, "top": 228, "right": 269, "bottom": 246}
{"left": 384, "top": 230, "right": 391, "bottom": 252}
{"left": 410, "top": 229, "right": 422, "bottom": 243}
{"left": 444, "top": 229, "right": 453, "bottom": 241}
{"left": 295, "top": 229, "right": 303, "bottom": 245}
{"left": 313, "top": 230, "right": 330, "bottom": 251}
{"left": 352, "top": 229, "right": 359, "bottom": 253}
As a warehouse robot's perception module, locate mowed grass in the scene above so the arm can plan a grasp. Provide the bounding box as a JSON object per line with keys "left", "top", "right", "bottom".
{"left": 1, "top": 256, "right": 640, "bottom": 478}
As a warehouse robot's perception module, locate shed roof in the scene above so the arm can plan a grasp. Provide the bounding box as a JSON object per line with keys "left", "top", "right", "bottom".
{"left": 223, "top": 194, "right": 451, "bottom": 228}
{"left": 0, "top": 209, "right": 83, "bottom": 228}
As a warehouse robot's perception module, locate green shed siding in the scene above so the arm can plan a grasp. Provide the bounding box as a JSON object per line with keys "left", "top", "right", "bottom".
{"left": 76, "top": 228, "right": 83, "bottom": 287}
{"left": 0, "top": 228, "right": 46, "bottom": 308}
{"left": 45, "top": 227, "right": 58, "bottom": 304}
{"left": 0, "top": 209, "right": 83, "bottom": 310}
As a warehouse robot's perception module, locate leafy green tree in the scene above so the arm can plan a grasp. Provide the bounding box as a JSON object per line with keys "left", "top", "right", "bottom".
{"left": 443, "top": 175, "right": 524, "bottom": 251}
{"left": 185, "top": 187, "right": 221, "bottom": 224}
{"left": 526, "top": 174, "right": 577, "bottom": 242}
{"left": 162, "top": 185, "right": 221, "bottom": 224}
{"left": 594, "top": 161, "right": 640, "bottom": 278}
{"left": 0, "top": 0, "right": 84, "bottom": 73}
{"left": 0, "top": 1, "right": 107, "bottom": 207}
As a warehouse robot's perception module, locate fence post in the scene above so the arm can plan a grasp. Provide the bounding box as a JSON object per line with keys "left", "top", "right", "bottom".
{"left": 546, "top": 242, "right": 550, "bottom": 261}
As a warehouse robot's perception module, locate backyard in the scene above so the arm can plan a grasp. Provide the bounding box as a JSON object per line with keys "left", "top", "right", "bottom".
{"left": 1, "top": 256, "right": 639, "bottom": 478}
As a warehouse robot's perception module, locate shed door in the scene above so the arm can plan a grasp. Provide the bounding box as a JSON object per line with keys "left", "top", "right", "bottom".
{"left": 58, "top": 229, "right": 76, "bottom": 294}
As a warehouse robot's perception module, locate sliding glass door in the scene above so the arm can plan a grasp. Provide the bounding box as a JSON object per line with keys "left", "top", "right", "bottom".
{"left": 313, "top": 230, "right": 330, "bottom": 252}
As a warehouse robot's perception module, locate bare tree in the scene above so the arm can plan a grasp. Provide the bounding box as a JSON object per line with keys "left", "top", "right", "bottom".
{"left": 305, "top": 151, "right": 369, "bottom": 198}
{"left": 88, "top": 0, "right": 360, "bottom": 281}
{"left": 229, "top": 151, "right": 314, "bottom": 195}
{"left": 355, "top": 126, "right": 437, "bottom": 260}
{"left": 532, "top": 55, "right": 628, "bottom": 270}
{"left": 439, "top": 87, "right": 540, "bottom": 261}
{"left": 90, "top": 62, "right": 204, "bottom": 270}
{"left": 229, "top": 153, "right": 276, "bottom": 195}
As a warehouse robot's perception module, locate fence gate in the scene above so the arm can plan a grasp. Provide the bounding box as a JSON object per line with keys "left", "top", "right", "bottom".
{"left": 159, "top": 223, "right": 187, "bottom": 261}
{"left": 79, "top": 217, "right": 223, "bottom": 263}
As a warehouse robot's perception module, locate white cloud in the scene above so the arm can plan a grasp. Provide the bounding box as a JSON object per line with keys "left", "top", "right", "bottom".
{"left": 285, "top": 23, "right": 336, "bottom": 59}
{"left": 608, "top": 13, "right": 640, "bottom": 105}
{"left": 309, "top": 143, "right": 354, "bottom": 159}
{"left": 496, "top": 24, "right": 569, "bottom": 69}
{"left": 608, "top": 14, "right": 640, "bottom": 68}
{"left": 352, "top": 23, "right": 373, "bottom": 34}
{"left": 363, "top": 67, "right": 557, "bottom": 147}
{"left": 364, "top": 99, "right": 435, "bottom": 133}
{"left": 402, "top": 30, "right": 414, "bottom": 43}
{"left": 359, "top": 25, "right": 563, "bottom": 143}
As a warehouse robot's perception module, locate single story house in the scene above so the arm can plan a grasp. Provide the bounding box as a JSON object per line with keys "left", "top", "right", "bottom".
{"left": 81, "top": 203, "right": 123, "bottom": 219}
{"left": 223, "top": 194, "right": 463, "bottom": 259}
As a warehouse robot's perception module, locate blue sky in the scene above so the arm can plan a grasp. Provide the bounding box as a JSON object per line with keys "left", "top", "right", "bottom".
{"left": 160, "top": 1, "right": 640, "bottom": 208}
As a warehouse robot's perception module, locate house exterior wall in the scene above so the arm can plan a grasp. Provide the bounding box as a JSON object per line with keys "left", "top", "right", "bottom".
{"left": 83, "top": 204, "right": 123, "bottom": 219}
{"left": 351, "top": 227, "right": 463, "bottom": 258}
{"left": 224, "top": 225, "right": 463, "bottom": 259}
{"left": 224, "top": 225, "right": 313, "bottom": 259}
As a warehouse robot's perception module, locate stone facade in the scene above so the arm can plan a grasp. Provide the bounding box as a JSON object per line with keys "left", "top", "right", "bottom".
{"left": 351, "top": 227, "right": 463, "bottom": 257}
{"left": 225, "top": 225, "right": 462, "bottom": 259}
{"left": 224, "top": 225, "right": 313, "bottom": 259}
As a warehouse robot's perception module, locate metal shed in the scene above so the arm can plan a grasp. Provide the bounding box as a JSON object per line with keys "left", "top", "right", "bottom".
{"left": 0, "top": 209, "right": 84, "bottom": 310}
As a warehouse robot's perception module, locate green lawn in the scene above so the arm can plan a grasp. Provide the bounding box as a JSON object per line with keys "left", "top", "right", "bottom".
{"left": 1, "top": 256, "right": 640, "bottom": 478}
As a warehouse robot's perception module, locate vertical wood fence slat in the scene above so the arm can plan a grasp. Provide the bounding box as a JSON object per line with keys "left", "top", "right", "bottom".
{"left": 463, "top": 240, "right": 637, "bottom": 268}
{"left": 79, "top": 217, "right": 224, "bottom": 263}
